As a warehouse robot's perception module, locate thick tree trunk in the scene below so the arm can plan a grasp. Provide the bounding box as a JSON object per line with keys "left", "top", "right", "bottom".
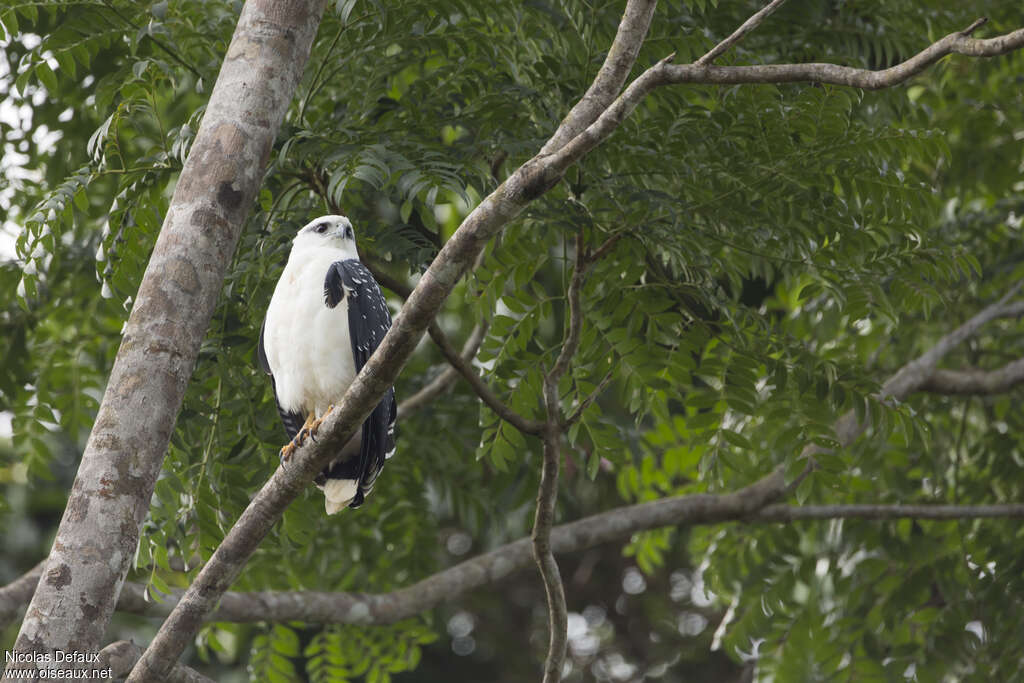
{"left": 3, "top": 1, "right": 326, "bottom": 679}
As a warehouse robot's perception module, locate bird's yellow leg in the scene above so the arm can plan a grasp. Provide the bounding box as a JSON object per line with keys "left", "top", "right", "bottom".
{"left": 305, "top": 405, "right": 335, "bottom": 440}
{"left": 279, "top": 412, "right": 316, "bottom": 464}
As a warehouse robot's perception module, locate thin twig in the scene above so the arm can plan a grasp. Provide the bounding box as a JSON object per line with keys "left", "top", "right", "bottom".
{"left": 564, "top": 368, "right": 615, "bottom": 427}
{"left": 588, "top": 230, "right": 627, "bottom": 267}
{"left": 696, "top": 0, "right": 791, "bottom": 66}
{"left": 429, "top": 321, "right": 545, "bottom": 435}
{"left": 362, "top": 261, "right": 543, "bottom": 434}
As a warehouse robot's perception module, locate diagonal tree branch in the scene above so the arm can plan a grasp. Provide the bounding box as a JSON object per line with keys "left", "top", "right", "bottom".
{"left": 996, "top": 300, "right": 1024, "bottom": 319}
{"left": 696, "top": 0, "right": 790, "bottom": 66}
{"left": 787, "top": 282, "right": 1024, "bottom": 493}
{"left": 876, "top": 280, "right": 1023, "bottom": 401}
{"left": 428, "top": 321, "right": 545, "bottom": 435}
{"left": 366, "top": 261, "right": 543, "bottom": 433}
{"left": 128, "top": 16, "right": 1024, "bottom": 681}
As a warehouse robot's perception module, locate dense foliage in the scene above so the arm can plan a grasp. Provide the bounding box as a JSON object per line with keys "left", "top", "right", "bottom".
{"left": 2, "top": 1, "right": 1023, "bottom": 680}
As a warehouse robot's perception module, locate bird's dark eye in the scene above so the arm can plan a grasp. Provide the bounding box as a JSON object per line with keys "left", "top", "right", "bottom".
{"left": 345, "top": 227, "right": 353, "bottom": 239}
{"left": 315, "top": 223, "right": 328, "bottom": 234}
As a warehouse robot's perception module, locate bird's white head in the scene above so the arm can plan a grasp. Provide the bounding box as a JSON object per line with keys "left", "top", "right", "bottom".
{"left": 293, "top": 215, "right": 360, "bottom": 260}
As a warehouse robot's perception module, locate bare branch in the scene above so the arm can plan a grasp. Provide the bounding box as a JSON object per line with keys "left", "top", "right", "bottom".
{"left": 428, "top": 322, "right": 545, "bottom": 435}
{"left": 533, "top": 232, "right": 591, "bottom": 682}
{"left": 533, "top": 421, "right": 568, "bottom": 683}
{"left": 696, "top": 0, "right": 790, "bottom": 66}
{"left": 918, "top": 357, "right": 1024, "bottom": 395}
{"left": 671, "top": 22, "right": 1024, "bottom": 89}
{"left": 564, "top": 368, "right": 615, "bottom": 427}
{"left": 9, "top": 496, "right": 1024, "bottom": 630}
{"left": 134, "top": 475, "right": 786, "bottom": 626}
{"left": 996, "top": 300, "right": 1024, "bottom": 319}
{"left": 397, "top": 323, "right": 488, "bottom": 419}
{"left": 536, "top": 22, "right": 1024, "bottom": 188}
{"left": 363, "top": 261, "right": 541, "bottom": 432}
{"left": 876, "top": 280, "right": 1023, "bottom": 403}
{"left": 754, "top": 502, "right": 1024, "bottom": 522}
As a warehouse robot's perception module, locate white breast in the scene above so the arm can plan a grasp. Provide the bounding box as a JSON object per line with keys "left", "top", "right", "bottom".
{"left": 263, "top": 245, "right": 356, "bottom": 418}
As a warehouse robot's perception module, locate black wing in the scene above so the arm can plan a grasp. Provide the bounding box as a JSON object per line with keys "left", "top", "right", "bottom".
{"left": 322, "top": 259, "right": 397, "bottom": 508}
{"left": 258, "top": 317, "right": 306, "bottom": 441}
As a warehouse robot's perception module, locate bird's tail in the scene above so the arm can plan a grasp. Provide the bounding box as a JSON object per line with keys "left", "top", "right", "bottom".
{"left": 322, "top": 478, "right": 359, "bottom": 515}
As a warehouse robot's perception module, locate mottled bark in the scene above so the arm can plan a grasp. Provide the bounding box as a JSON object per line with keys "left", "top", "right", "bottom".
{"left": 3, "top": 0, "right": 325, "bottom": 680}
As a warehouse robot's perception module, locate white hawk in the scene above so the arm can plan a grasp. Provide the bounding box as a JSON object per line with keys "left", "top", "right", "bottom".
{"left": 258, "top": 215, "right": 396, "bottom": 514}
